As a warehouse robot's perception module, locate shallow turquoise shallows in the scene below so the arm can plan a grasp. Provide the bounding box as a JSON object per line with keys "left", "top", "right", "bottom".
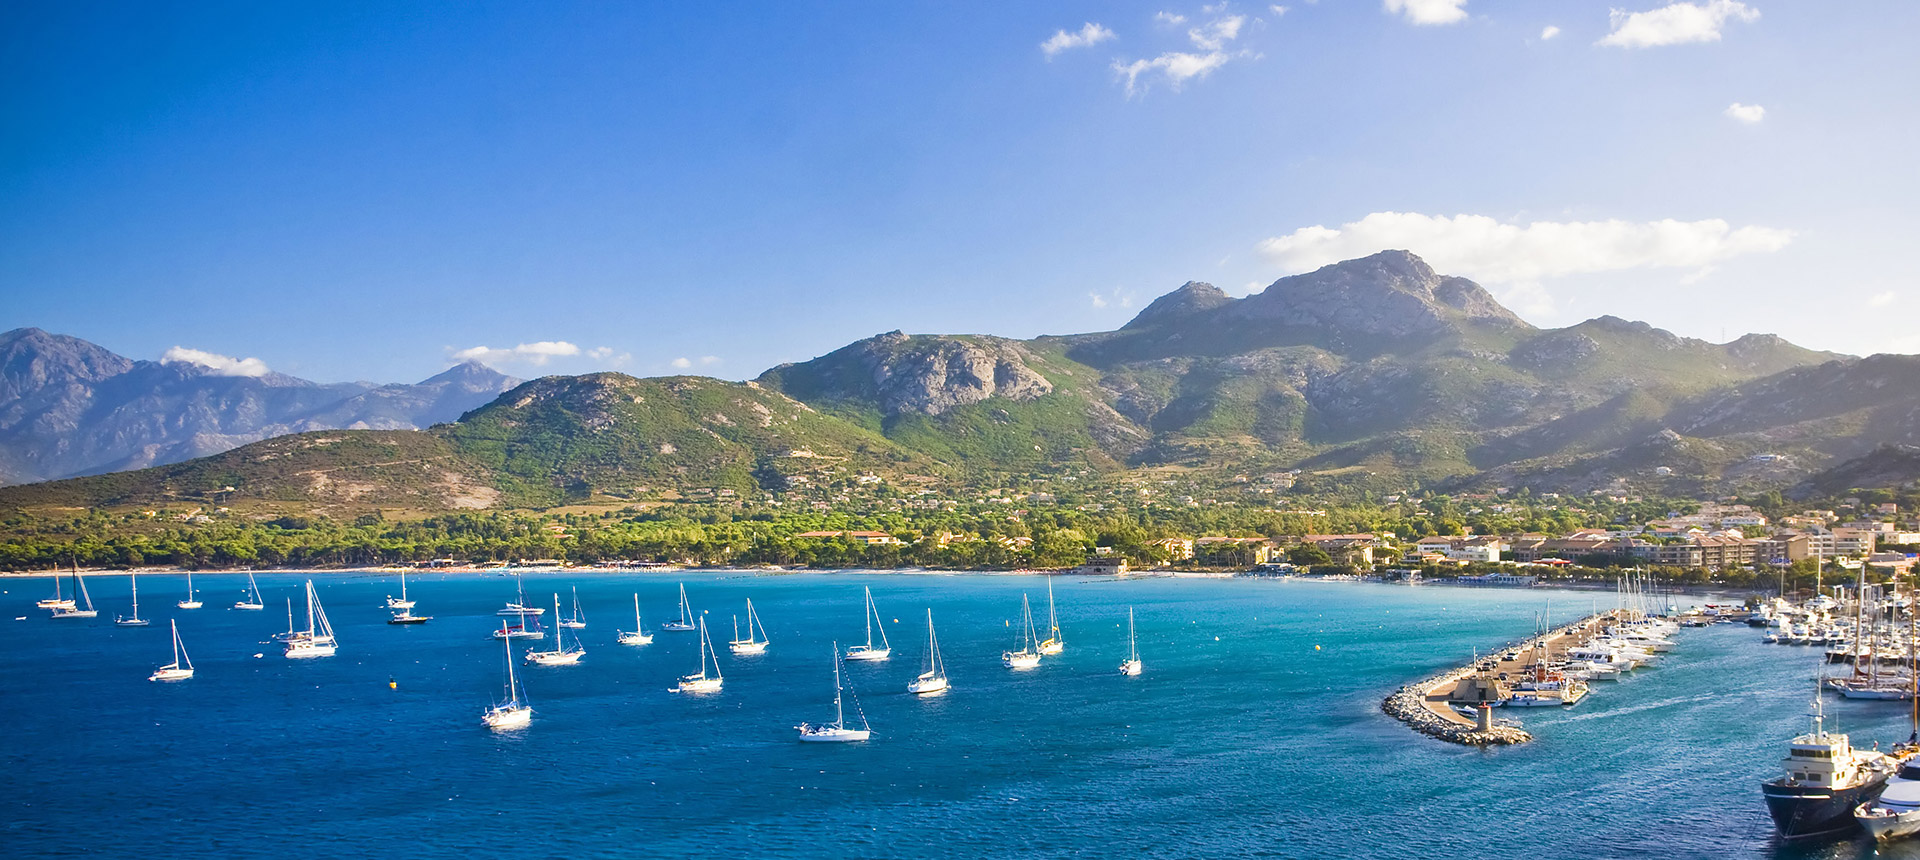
{"left": 6, "top": 572, "right": 1920, "bottom": 859}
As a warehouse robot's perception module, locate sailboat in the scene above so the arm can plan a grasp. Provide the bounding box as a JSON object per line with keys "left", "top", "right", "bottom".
{"left": 234, "top": 572, "right": 266, "bottom": 610}
{"left": 50, "top": 566, "right": 97, "bottom": 619}
{"left": 481, "top": 636, "right": 533, "bottom": 730}
{"left": 907, "top": 609, "right": 949, "bottom": 695}
{"left": 177, "top": 570, "right": 203, "bottom": 609}
{"left": 490, "top": 615, "right": 544, "bottom": 639}
{"left": 559, "top": 587, "right": 587, "bottom": 629}
{"left": 661, "top": 584, "right": 698, "bottom": 632}
{"left": 148, "top": 620, "right": 195, "bottom": 681}
{"left": 525, "top": 594, "right": 585, "bottom": 665}
{"left": 35, "top": 571, "right": 74, "bottom": 610}
{"left": 617, "top": 594, "right": 654, "bottom": 645}
{"left": 1119, "top": 607, "right": 1143, "bottom": 676}
{"left": 844, "top": 587, "right": 892, "bottom": 661}
{"left": 797, "top": 644, "right": 872, "bottom": 742}
{"left": 272, "top": 597, "right": 300, "bottom": 641}
{"left": 496, "top": 575, "right": 546, "bottom": 616}
{"left": 283, "top": 580, "right": 338, "bottom": 658}
{"left": 729, "top": 598, "right": 770, "bottom": 655}
{"left": 1002, "top": 594, "right": 1042, "bottom": 669}
{"left": 669, "top": 616, "right": 724, "bottom": 693}
{"left": 384, "top": 570, "right": 414, "bottom": 610}
{"left": 1037, "top": 577, "right": 1065, "bottom": 655}
{"left": 115, "top": 571, "right": 150, "bottom": 627}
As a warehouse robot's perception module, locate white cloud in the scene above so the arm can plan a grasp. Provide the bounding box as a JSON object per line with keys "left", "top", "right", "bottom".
{"left": 699, "top": 356, "right": 721, "bottom": 366}
{"left": 587, "top": 346, "right": 614, "bottom": 360}
{"left": 1155, "top": 11, "right": 1187, "bottom": 26}
{"left": 1188, "top": 14, "right": 1246, "bottom": 49}
{"left": 1255, "top": 211, "right": 1795, "bottom": 285}
{"left": 1870, "top": 291, "right": 1898, "bottom": 308}
{"left": 1384, "top": 0, "right": 1469, "bottom": 26}
{"left": 670, "top": 357, "right": 693, "bottom": 369}
{"left": 450, "top": 341, "right": 582, "bottom": 367}
{"left": 1270, "top": 5, "right": 1289, "bottom": 16}
{"left": 1113, "top": 51, "right": 1231, "bottom": 96}
{"left": 1541, "top": 25, "right": 1562, "bottom": 40}
{"left": 1598, "top": 0, "right": 1758, "bottom": 49}
{"left": 1090, "top": 292, "right": 1109, "bottom": 309}
{"left": 1041, "top": 22, "right": 1116, "bottom": 58}
{"left": 1724, "top": 102, "right": 1765, "bottom": 123}
{"left": 161, "top": 346, "right": 270, "bottom": 377}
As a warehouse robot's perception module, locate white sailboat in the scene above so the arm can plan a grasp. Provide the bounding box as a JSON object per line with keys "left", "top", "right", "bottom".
{"left": 907, "top": 609, "right": 949, "bottom": 695}
{"left": 1002, "top": 594, "right": 1042, "bottom": 669}
{"left": 177, "top": 570, "right": 203, "bottom": 609}
{"left": 797, "top": 644, "right": 872, "bottom": 742}
{"left": 669, "top": 616, "right": 724, "bottom": 693}
{"left": 115, "top": 571, "right": 150, "bottom": 627}
{"left": 1037, "top": 577, "right": 1065, "bottom": 655}
{"left": 283, "top": 580, "right": 337, "bottom": 658}
{"left": 496, "top": 575, "right": 546, "bottom": 616}
{"left": 149, "top": 620, "right": 195, "bottom": 682}
{"left": 234, "top": 572, "right": 266, "bottom": 610}
{"left": 525, "top": 594, "right": 585, "bottom": 665}
{"left": 844, "top": 587, "right": 892, "bottom": 661}
{"left": 617, "top": 594, "right": 654, "bottom": 645}
{"left": 559, "top": 587, "right": 586, "bottom": 629}
{"left": 384, "top": 570, "right": 414, "bottom": 610}
{"left": 481, "top": 636, "right": 533, "bottom": 730}
{"left": 50, "top": 566, "right": 98, "bottom": 619}
{"left": 35, "top": 570, "right": 74, "bottom": 610}
{"left": 490, "top": 616, "right": 545, "bottom": 639}
{"left": 1119, "top": 607, "right": 1143, "bottom": 676}
{"left": 661, "top": 583, "right": 698, "bottom": 632}
{"left": 729, "top": 598, "right": 770, "bottom": 655}
{"left": 273, "top": 597, "right": 300, "bottom": 641}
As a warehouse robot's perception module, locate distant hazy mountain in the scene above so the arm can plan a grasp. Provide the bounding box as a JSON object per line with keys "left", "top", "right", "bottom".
{"left": 11, "top": 249, "right": 1920, "bottom": 511}
{"left": 0, "top": 328, "right": 519, "bottom": 485}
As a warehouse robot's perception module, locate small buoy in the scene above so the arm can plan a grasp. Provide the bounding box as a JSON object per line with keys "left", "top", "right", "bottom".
{"left": 1314, "top": 644, "right": 1322, "bottom": 651}
{"left": 388, "top": 677, "right": 398, "bottom": 690}
{"left": 1214, "top": 636, "right": 1220, "bottom": 641}
{"left": 252, "top": 653, "right": 263, "bottom": 659}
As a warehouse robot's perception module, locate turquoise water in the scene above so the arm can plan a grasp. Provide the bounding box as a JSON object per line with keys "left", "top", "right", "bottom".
{"left": 4, "top": 571, "right": 1918, "bottom": 859}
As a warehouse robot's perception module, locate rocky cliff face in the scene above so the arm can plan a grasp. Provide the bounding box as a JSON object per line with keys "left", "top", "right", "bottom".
{"left": 0, "top": 328, "right": 520, "bottom": 485}
{"left": 758, "top": 331, "right": 1053, "bottom": 417}
{"left": 1226, "top": 250, "right": 1532, "bottom": 337}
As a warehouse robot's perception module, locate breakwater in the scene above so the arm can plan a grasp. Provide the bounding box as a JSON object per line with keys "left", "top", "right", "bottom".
{"left": 1383, "top": 610, "right": 1630, "bottom": 746}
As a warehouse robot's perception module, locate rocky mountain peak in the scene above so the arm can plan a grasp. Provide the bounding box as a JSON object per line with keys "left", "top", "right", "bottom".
{"left": 1228, "top": 250, "right": 1531, "bottom": 340}
{"left": 0, "top": 326, "right": 136, "bottom": 402}
{"left": 1124, "top": 281, "right": 1233, "bottom": 329}
{"left": 759, "top": 332, "right": 1052, "bottom": 417}
{"left": 421, "top": 360, "right": 521, "bottom": 393}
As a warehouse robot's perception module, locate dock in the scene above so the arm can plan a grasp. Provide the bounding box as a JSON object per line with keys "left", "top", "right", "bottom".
{"left": 1382, "top": 609, "right": 1633, "bottom": 746}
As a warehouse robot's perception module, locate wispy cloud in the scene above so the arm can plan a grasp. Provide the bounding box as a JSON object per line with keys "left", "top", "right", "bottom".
{"left": 1188, "top": 14, "right": 1246, "bottom": 50}
{"left": 1112, "top": 9, "right": 1249, "bottom": 97}
{"left": 1540, "top": 25, "right": 1562, "bottom": 40}
{"left": 1041, "top": 22, "right": 1117, "bottom": 58}
{"left": 1384, "top": 0, "right": 1469, "bottom": 26}
{"left": 1724, "top": 102, "right": 1765, "bottom": 123}
{"left": 668, "top": 356, "right": 722, "bottom": 371}
{"left": 161, "top": 346, "right": 270, "bottom": 377}
{"left": 451, "top": 341, "right": 581, "bottom": 367}
{"left": 1870, "top": 291, "right": 1898, "bottom": 308}
{"left": 1155, "top": 11, "right": 1188, "bottom": 26}
{"left": 1089, "top": 289, "right": 1137, "bottom": 310}
{"left": 1256, "top": 211, "right": 1794, "bottom": 285}
{"left": 1598, "top": 0, "right": 1758, "bottom": 49}
{"left": 1270, "top": 5, "right": 1289, "bottom": 17}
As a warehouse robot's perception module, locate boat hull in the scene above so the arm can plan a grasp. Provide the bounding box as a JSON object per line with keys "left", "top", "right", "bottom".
{"left": 908, "top": 676, "right": 949, "bottom": 695}
{"left": 730, "top": 641, "right": 768, "bottom": 655}
{"left": 660, "top": 622, "right": 697, "bottom": 632}
{"left": 617, "top": 631, "right": 654, "bottom": 645}
{"left": 149, "top": 667, "right": 193, "bottom": 682}
{"left": 234, "top": 603, "right": 265, "bottom": 610}
{"left": 671, "top": 677, "right": 723, "bottom": 694}
{"left": 50, "top": 610, "right": 98, "bottom": 619}
{"left": 525, "top": 650, "right": 584, "bottom": 666}
{"left": 114, "top": 618, "right": 150, "bottom": 627}
{"left": 177, "top": 601, "right": 202, "bottom": 610}
{"left": 1765, "top": 776, "right": 1890, "bottom": 841}
{"left": 285, "top": 643, "right": 337, "bottom": 659}
{"left": 797, "top": 727, "right": 871, "bottom": 743}
{"left": 845, "top": 647, "right": 890, "bottom": 662}
{"left": 1120, "top": 659, "right": 1142, "bottom": 676}
{"left": 482, "top": 706, "right": 532, "bottom": 730}
{"left": 1860, "top": 805, "right": 1920, "bottom": 841}
{"left": 1003, "top": 651, "right": 1041, "bottom": 670}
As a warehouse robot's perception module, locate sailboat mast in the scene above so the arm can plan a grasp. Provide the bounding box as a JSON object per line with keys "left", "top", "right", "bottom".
{"left": 833, "top": 647, "right": 846, "bottom": 729}
{"left": 306, "top": 582, "right": 316, "bottom": 635}
{"left": 131, "top": 572, "right": 138, "bottom": 614}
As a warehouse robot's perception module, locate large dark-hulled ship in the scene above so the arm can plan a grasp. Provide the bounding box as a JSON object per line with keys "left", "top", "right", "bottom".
{"left": 1763, "top": 698, "right": 1896, "bottom": 841}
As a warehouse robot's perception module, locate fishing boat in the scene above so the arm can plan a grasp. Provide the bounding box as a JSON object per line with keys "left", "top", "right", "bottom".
{"left": 617, "top": 594, "right": 653, "bottom": 645}
{"left": 481, "top": 636, "right": 533, "bottom": 730}
{"left": 1037, "top": 578, "right": 1065, "bottom": 655}
{"left": 844, "top": 587, "right": 891, "bottom": 661}
{"left": 148, "top": 620, "right": 195, "bottom": 682}
{"left": 50, "top": 566, "right": 98, "bottom": 619}
{"left": 1763, "top": 685, "right": 1896, "bottom": 840}
{"left": 387, "top": 607, "right": 432, "bottom": 624}
{"left": 525, "top": 594, "right": 585, "bottom": 665}
{"left": 661, "top": 583, "right": 698, "bottom": 632}
{"left": 234, "top": 572, "right": 266, "bottom": 610}
{"left": 115, "top": 571, "right": 150, "bottom": 627}
{"left": 797, "top": 644, "right": 872, "bottom": 742}
{"left": 907, "top": 609, "right": 949, "bottom": 695}
{"left": 496, "top": 576, "right": 545, "bottom": 616}
{"left": 1119, "top": 607, "right": 1143, "bottom": 676}
{"left": 729, "top": 598, "right": 770, "bottom": 655}
{"left": 283, "top": 580, "right": 338, "bottom": 658}
{"left": 177, "top": 570, "right": 203, "bottom": 609}
{"left": 559, "top": 587, "right": 586, "bottom": 629}
{"left": 1002, "top": 594, "right": 1042, "bottom": 669}
{"left": 384, "top": 570, "right": 414, "bottom": 611}
{"left": 669, "top": 616, "right": 724, "bottom": 693}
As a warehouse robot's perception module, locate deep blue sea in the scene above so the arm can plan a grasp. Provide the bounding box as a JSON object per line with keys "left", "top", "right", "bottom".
{"left": 6, "top": 571, "right": 1920, "bottom": 859}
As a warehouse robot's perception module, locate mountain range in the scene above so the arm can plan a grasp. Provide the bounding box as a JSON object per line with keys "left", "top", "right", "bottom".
{"left": 7, "top": 249, "right": 1920, "bottom": 513}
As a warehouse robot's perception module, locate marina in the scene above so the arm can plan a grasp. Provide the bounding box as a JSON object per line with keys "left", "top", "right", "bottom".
{"left": 7, "top": 570, "right": 1920, "bottom": 857}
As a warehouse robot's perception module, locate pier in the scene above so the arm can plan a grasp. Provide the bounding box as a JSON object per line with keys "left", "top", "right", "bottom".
{"left": 1382, "top": 610, "right": 1633, "bottom": 746}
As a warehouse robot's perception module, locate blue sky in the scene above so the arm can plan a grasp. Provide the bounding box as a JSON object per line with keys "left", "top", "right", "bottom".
{"left": 3, "top": 1, "right": 1916, "bottom": 383}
